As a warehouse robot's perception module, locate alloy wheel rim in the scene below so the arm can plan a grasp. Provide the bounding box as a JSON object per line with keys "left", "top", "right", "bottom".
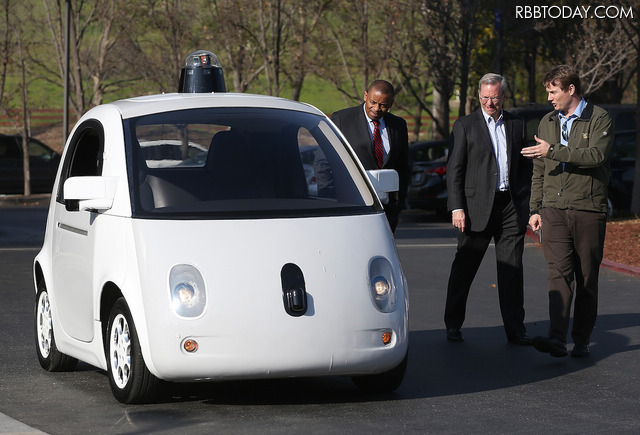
{"left": 37, "top": 292, "right": 52, "bottom": 358}
{"left": 110, "top": 314, "right": 131, "bottom": 389}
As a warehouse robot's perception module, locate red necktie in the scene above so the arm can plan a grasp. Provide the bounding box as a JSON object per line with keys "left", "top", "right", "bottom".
{"left": 372, "top": 120, "right": 384, "bottom": 168}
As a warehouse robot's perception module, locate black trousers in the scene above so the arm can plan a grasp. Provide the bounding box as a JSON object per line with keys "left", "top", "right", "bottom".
{"left": 444, "top": 193, "right": 527, "bottom": 337}
{"left": 540, "top": 207, "right": 606, "bottom": 345}
{"left": 383, "top": 192, "right": 401, "bottom": 233}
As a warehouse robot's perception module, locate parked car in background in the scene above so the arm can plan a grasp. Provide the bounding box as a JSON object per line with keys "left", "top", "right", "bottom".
{"left": 406, "top": 140, "right": 449, "bottom": 216}
{"left": 609, "top": 130, "right": 637, "bottom": 215}
{"left": 0, "top": 134, "right": 60, "bottom": 194}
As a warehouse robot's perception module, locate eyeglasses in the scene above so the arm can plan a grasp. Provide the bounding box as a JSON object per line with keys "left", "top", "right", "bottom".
{"left": 479, "top": 96, "right": 503, "bottom": 103}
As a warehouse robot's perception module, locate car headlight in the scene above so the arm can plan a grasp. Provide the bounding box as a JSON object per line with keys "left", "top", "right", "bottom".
{"left": 169, "top": 264, "right": 206, "bottom": 318}
{"left": 369, "top": 257, "right": 397, "bottom": 312}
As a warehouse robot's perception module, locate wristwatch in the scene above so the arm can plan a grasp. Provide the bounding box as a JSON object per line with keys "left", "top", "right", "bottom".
{"left": 548, "top": 144, "right": 554, "bottom": 155}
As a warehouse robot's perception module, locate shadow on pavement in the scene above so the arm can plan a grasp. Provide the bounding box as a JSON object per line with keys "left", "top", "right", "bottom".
{"left": 71, "top": 313, "right": 639, "bottom": 407}
{"left": 402, "top": 312, "right": 640, "bottom": 399}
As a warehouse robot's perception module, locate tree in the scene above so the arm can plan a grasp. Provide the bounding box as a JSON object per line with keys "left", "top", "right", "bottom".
{"left": 0, "top": 0, "right": 10, "bottom": 108}
{"left": 33, "top": 0, "right": 136, "bottom": 119}
{"left": 209, "top": 0, "right": 263, "bottom": 93}
{"left": 17, "top": 16, "right": 31, "bottom": 195}
{"left": 2, "top": 0, "right": 34, "bottom": 195}
{"left": 388, "top": 0, "right": 433, "bottom": 140}
{"left": 618, "top": 0, "right": 640, "bottom": 215}
{"left": 122, "top": 0, "right": 204, "bottom": 94}
{"left": 415, "top": 0, "right": 481, "bottom": 139}
{"left": 567, "top": 19, "right": 635, "bottom": 97}
{"left": 316, "top": 0, "right": 388, "bottom": 105}
{"left": 283, "top": 0, "right": 331, "bottom": 101}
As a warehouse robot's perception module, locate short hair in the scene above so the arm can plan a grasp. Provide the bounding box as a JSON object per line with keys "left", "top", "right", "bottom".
{"left": 478, "top": 73, "right": 508, "bottom": 95}
{"left": 367, "top": 80, "right": 395, "bottom": 96}
{"left": 543, "top": 65, "right": 582, "bottom": 96}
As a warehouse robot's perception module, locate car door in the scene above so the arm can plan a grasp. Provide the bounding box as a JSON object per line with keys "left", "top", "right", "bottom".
{"left": 52, "top": 121, "right": 104, "bottom": 342}
{"left": 0, "top": 137, "right": 23, "bottom": 193}
{"left": 27, "top": 138, "right": 60, "bottom": 193}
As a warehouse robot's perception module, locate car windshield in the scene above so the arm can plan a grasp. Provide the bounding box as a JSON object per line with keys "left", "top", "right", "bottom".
{"left": 125, "top": 107, "right": 378, "bottom": 219}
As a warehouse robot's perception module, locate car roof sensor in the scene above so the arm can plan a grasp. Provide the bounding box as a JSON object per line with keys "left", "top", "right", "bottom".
{"left": 178, "top": 50, "right": 227, "bottom": 93}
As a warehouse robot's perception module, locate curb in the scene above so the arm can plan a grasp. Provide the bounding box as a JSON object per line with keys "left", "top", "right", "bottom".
{"left": 0, "top": 194, "right": 51, "bottom": 207}
{"left": 525, "top": 228, "right": 640, "bottom": 277}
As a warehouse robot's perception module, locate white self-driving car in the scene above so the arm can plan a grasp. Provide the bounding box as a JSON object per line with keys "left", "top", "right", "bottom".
{"left": 33, "top": 65, "right": 408, "bottom": 405}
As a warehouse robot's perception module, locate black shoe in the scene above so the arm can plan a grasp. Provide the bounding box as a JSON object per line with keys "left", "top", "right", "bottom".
{"left": 571, "top": 344, "right": 590, "bottom": 357}
{"left": 533, "top": 336, "right": 568, "bottom": 357}
{"left": 446, "top": 328, "right": 464, "bottom": 342}
{"left": 508, "top": 332, "right": 533, "bottom": 346}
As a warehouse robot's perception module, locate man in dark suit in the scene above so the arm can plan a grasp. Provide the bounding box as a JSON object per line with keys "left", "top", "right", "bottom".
{"left": 330, "top": 80, "right": 409, "bottom": 232}
{"left": 444, "top": 73, "right": 533, "bottom": 345}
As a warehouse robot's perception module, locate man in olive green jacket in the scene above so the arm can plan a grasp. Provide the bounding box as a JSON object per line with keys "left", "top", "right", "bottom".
{"left": 521, "top": 65, "right": 613, "bottom": 358}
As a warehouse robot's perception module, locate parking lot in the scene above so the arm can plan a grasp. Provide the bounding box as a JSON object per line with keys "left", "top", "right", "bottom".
{"left": 1, "top": 206, "right": 639, "bottom": 433}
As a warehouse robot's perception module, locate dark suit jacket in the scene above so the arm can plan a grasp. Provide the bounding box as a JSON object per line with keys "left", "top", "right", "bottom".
{"left": 330, "top": 104, "right": 410, "bottom": 204}
{"left": 447, "top": 109, "right": 532, "bottom": 232}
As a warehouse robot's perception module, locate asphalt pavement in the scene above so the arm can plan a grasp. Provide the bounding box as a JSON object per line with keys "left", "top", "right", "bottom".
{"left": 1, "top": 203, "right": 639, "bottom": 434}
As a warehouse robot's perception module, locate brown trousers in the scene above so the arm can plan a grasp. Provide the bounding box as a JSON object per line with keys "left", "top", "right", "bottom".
{"left": 540, "top": 207, "right": 607, "bottom": 345}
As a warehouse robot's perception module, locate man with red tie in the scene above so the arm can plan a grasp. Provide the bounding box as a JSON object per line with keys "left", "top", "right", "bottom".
{"left": 330, "top": 80, "right": 410, "bottom": 232}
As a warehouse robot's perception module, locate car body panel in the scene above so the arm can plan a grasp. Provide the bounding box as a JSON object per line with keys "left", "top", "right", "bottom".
{"left": 131, "top": 214, "right": 407, "bottom": 380}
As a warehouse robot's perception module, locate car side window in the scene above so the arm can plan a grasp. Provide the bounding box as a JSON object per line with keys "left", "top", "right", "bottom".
{"left": 0, "top": 138, "right": 21, "bottom": 159}
{"left": 28, "top": 140, "right": 55, "bottom": 161}
{"left": 56, "top": 120, "right": 105, "bottom": 203}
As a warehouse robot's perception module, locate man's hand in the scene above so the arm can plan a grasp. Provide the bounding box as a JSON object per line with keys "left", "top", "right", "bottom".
{"left": 452, "top": 209, "right": 466, "bottom": 233}
{"left": 529, "top": 214, "right": 542, "bottom": 232}
{"left": 521, "top": 135, "right": 551, "bottom": 159}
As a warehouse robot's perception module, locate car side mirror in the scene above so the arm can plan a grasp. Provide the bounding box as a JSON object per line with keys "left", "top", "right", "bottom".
{"left": 367, "top": 169, "right": 399, "bottom": 205}
{"left": 64, "top": 176, "right": 118, "bottom": 212}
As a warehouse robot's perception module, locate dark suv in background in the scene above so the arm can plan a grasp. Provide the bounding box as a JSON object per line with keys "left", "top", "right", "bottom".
{"left": 0, "top": 135, "right": 60, "bottom": 194}
{"left": 406, "top": 139, "right": 449, "bottom": 216}
{"left": 510, "top": 104, "right": 637, "bottom": 216}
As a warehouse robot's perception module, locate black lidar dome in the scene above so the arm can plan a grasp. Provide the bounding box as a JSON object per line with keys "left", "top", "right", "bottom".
{"left": 178, "top": 50, "right": 227, "bottom": 93}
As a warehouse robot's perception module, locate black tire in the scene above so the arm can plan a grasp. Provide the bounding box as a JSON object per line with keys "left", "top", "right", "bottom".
{"left": 34, "top": 280, "right": 78, "bottom": 372}
{"left": 105, "top": 298, "right": 161, "bottom": 404}
{"left": 351, "top": 352, "right": 408, "bottom": 393}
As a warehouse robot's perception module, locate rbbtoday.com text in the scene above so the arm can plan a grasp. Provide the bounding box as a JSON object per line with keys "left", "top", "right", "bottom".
{"left": 516, "top": 5, "right": 634, "bottom": 19}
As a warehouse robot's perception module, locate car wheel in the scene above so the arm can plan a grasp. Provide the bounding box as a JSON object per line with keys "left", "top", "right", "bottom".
{"left": 106, "top": 298, "right": 160, "bottom": 404}
{"left": 351, "top": 352, "right": 408, "bottom": 393}
{"left": 34, "top": 280, "right": 78, "bottom": 372}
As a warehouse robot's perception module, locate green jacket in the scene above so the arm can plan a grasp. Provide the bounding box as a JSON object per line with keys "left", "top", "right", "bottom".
{"left": 530, "top": 103, "right": 613, "bottom": 215}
